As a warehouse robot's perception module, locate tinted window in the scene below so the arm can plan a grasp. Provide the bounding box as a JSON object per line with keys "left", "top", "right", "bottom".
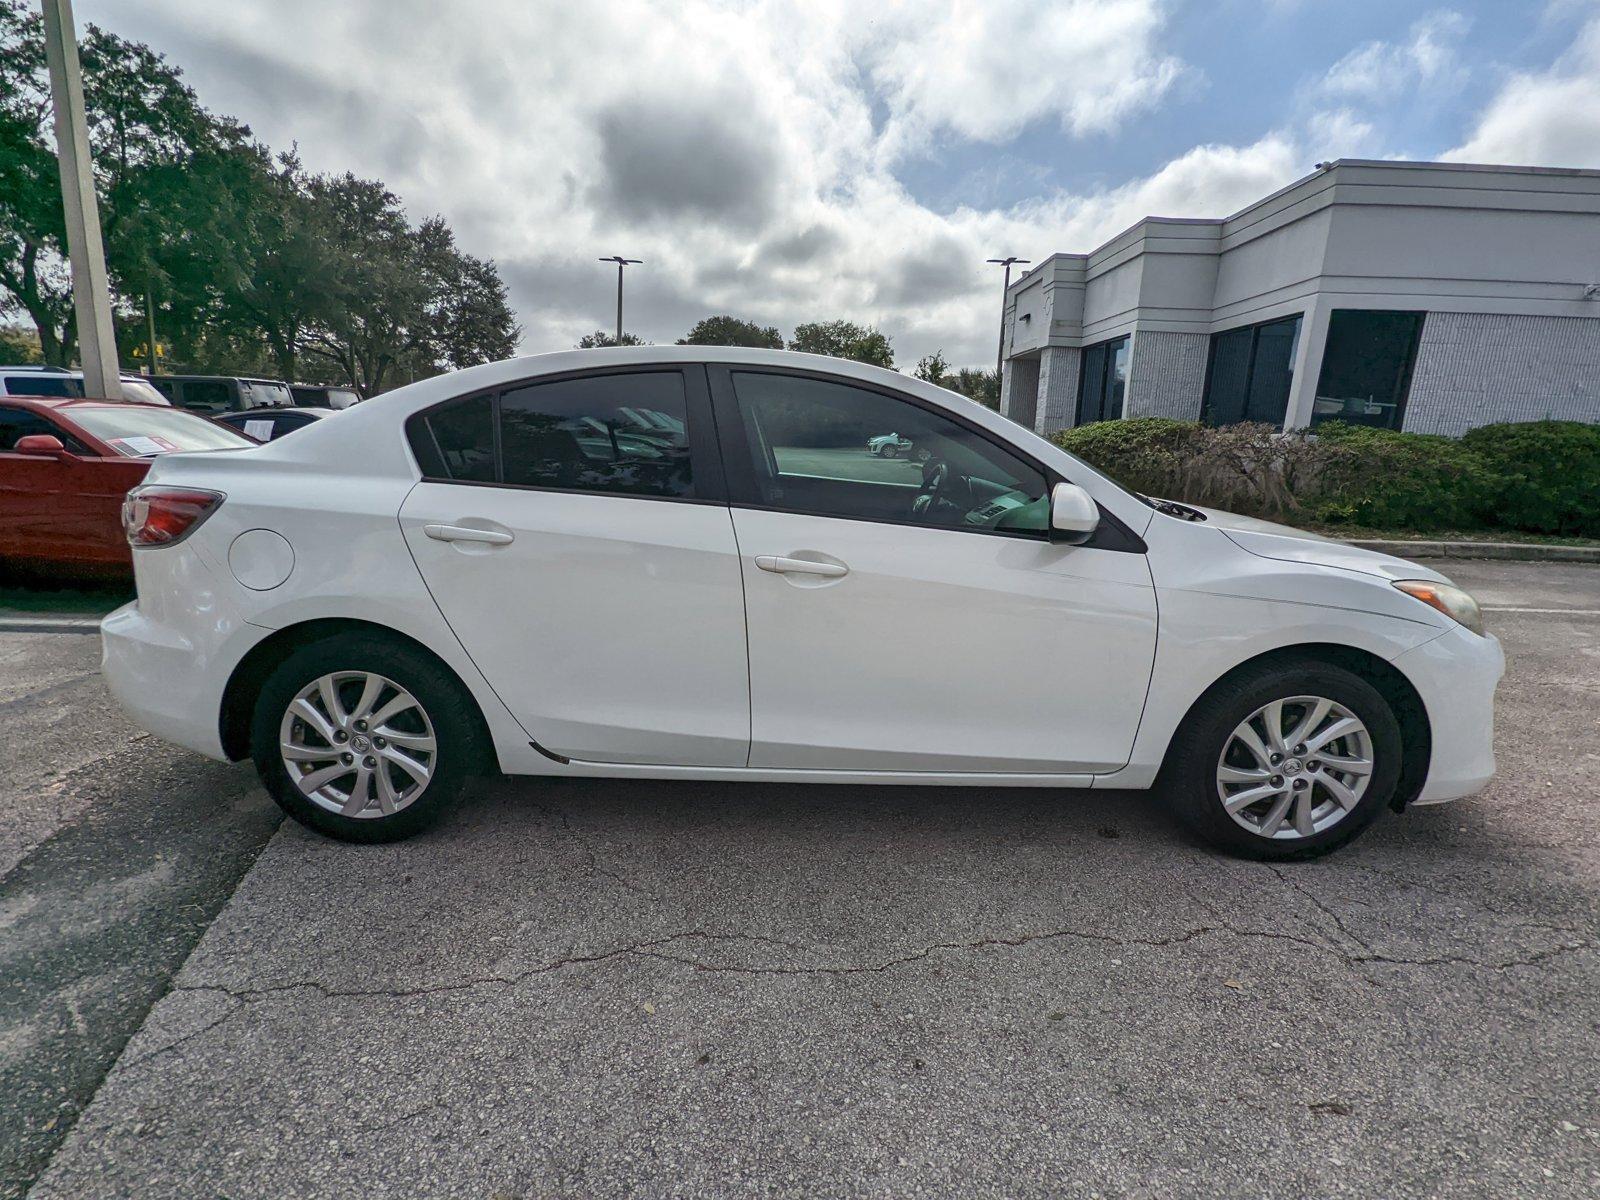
{"left": 4, "top": 375, "right": 83, "bottom": 398}
{"left": 180, "top": 380, "right": 233, "bottom": 412}
{"left": 1077, "top": 336, "right": 1129, "bottom": 425}
{"left": 242, "top": 381, "right": 294, "bottom": 408}
{"left": 499, "top": 372, "right": 692, "bottom": 498}
{"left": 0, "top": 406, "right": 61, "bottom": 450}
{"left": 1311, "top": 310, "right": 1425, "bottom": 430}
{"left": 1202, "top": 315, "right": 1303, "bottom": 427}
{"left": 413, "top": 393, "right": 496, "bottom": 482}
{"left": 729, "top": 372, "right": 1049, "bottom": 534}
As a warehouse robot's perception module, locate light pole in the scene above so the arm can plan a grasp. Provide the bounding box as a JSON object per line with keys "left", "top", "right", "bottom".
{"left": 598, "top": 256, "right": 642, "bottom": 344}
{"left": 40, "top": 0, "right": 121, "bottom": 398}
{"left": 987, "top": 256, "right": 1028, "bottom": 404}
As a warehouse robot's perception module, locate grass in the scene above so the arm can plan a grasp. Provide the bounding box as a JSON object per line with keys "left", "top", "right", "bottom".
{"left": 1305, "top": 526, "right": 1600, "bottom": 547}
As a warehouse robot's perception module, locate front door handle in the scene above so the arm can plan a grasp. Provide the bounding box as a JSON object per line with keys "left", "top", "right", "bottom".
{"left": 755, "top": 555, "right": 848, "bottom": 577}
{"left": 422, "top": 523, "right": 514, "bottom": 546}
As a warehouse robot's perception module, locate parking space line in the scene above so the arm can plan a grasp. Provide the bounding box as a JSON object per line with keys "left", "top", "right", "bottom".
{"left": 1481, "top": 607, "right": 1600, "bottom": 615}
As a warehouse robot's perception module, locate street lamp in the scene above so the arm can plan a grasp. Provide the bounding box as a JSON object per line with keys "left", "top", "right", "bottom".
{"left": 987, "top": 256, "right": 1029, "bottom": 405}
{"left": 598, "top": 256, "right": 642, "bottom": 344}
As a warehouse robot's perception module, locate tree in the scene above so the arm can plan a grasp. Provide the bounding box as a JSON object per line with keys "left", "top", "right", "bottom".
{"left": 293, "top": 174, "right": 519, "bottom": 394}
{"left": 947, "top": 367, "right": 1000, "bottom": 410}
{"left": 788, "top": 319, "right": 894, "bottom": 368}
{"left": 0, "top": 2, "right": 269, "bottom": 365}
{"left": 0, "top": 4, "right": 519, "bottom": 388}
{"left": 914, "top": 350, "right": 949, "bottom": 386}
{"left": 678, "top": 315, "right": 782, "bottom": 348}
{"left": 577, "top": 330, "right": 645, "bottom": 347}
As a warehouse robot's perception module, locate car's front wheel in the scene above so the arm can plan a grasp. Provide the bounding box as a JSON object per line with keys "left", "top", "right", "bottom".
{"left": 250, "top": 634, "right": 485, "bottom": 843}
{"left": 1164, "top": 659, "right": 1403, "bottom": 860}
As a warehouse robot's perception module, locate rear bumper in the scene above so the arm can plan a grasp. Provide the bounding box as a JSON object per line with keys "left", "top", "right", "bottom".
{"left": 101, "top": 602, "right": 230, "bottom": 760}
{"left": 1394, "top": 625, "right": 1505, "bottom": 804}
{"left": 99, "top": 542, "right": 260, "bottom": 762}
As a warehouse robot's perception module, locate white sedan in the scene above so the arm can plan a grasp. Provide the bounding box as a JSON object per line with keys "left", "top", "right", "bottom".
{"left": 101, "top": 347, "right": 1502, "bottom": 859}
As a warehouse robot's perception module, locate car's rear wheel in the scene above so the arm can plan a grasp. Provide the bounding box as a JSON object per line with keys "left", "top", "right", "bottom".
{"left": 250, "top": 635, "right": 484, "bottom": 843}
{"left": 1164, "top": 659, "right": 1403, "bottom": 860}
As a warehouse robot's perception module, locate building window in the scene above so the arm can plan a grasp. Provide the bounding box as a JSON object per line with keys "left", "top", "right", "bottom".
{"left": 1310, "top": 310, "right": 1425, "bottom": 431}
{"left": 1202, "top": 315, "right": 1303, "bottom": 427}
{"left": 1077, "top": 336, "right": 1129, "bottom": 425}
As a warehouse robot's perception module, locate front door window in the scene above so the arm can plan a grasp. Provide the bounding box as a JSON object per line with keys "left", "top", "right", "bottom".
{"left": 725, "top": 371, "right": 1051, "bottom": 536}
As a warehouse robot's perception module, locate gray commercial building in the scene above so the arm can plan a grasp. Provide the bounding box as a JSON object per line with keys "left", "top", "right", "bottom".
{"left": 999, "top": 159, "right": 1600, "bottom": 438}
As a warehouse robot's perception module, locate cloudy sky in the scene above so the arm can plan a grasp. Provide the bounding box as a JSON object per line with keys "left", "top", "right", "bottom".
{"left": 81, "top": 0, "right": 1600, "bottom": 369}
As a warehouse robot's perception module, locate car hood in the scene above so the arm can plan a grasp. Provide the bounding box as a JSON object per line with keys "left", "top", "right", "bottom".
{"left": 1186, "top": 505, "right": 1450, "bottom": 584}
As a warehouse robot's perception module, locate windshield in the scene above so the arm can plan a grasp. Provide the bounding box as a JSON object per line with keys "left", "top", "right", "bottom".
{"left": 119, "top": 378, "right": 169, "bottom": 405}
{"left": 70, "top": 406, "right": 254, "bottom": 456}
{"left": 242, "top": 380, "right": 294, "bottom": 408}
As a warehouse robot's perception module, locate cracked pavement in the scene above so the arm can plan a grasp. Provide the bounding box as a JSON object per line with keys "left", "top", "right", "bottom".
{"left": 8, "top": 561, "right": 1600, "bottom": 1198}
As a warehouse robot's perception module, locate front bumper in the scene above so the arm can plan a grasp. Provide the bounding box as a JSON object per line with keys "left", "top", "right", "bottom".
{"left": 1394, "top": 624, "right": 1505, "bottom": 804}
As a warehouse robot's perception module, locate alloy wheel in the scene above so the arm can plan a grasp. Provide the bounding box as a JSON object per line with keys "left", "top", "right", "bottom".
{"left": 1215, "top": 695, "right": 1374, "bottom": 840}
{"left": 278, "top": 671, "right": 437, "bottom": 818}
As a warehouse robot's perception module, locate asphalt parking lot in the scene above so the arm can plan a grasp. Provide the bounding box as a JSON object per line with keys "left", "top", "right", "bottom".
{"left": 3, "top": 559, "right": 1597, "bottom": 1198}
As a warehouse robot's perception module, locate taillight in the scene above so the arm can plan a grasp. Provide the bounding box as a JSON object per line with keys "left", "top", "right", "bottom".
{"left": 122, "top": 486, "right": 225, "bottom": 547}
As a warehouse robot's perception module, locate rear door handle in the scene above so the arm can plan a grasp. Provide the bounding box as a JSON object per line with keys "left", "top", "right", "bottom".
{"left": 422, "top": 523, "right": 514, "bottom": 546}
{"left": 755, "top": 555, "right": 848, "bottom": 577}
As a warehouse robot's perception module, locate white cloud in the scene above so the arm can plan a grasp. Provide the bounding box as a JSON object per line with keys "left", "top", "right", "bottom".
{"left": 1317, "top": 10, "right": 1471, "bottom": 99}
{"left": 74, "top": 0, "right": 1317, "bottom": 369}
{"left": 865, "top": 0, "right": 1187, "bottom": 155}
{"left": 1444, "top": 12, "right": 1600, "bottom": 167}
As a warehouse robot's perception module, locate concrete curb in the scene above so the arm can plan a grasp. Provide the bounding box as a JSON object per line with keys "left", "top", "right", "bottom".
{"left": 1344, "top": 539, "right": 1600, "bottom": 563}
{"left": 0, "top": 616, "right": 103, "bottom": 635}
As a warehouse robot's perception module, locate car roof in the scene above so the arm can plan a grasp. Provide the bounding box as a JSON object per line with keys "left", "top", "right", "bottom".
{"left": 226, "top": 406, "right": 335, "bottom": 416}
{"left": 0, "top": 396, "right": 178, "bottom": 412}
{"left": 155, "top": 374, "right": 288, "bottom": 384}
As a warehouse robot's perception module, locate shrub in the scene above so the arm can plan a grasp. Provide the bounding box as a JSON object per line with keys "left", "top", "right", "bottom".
{"left": 1307, "top": 422, "right": 1501, "bottom": 532}
{"left": 1460, "top": 420, "right": 1600, "bottom": 536}
{"left": 1052, "top": 418, "right": 1201, "bottom": 501}
{"left": 1054, "top": 415, "right": 1594, "bottom": 535}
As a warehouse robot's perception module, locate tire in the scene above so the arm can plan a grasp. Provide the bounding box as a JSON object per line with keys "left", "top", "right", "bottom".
{"left": 1163, "top": 658, "right": 1403, "bottom": 861}
{"left": 250, "top": 633, "right": 485, "bottom": 843}
{"left": 877, "top": 444, "right": 895, "bottom": 458}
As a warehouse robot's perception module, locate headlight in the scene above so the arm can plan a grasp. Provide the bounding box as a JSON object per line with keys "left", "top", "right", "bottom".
{"left": 1393, "top": 579, "right": 1486, "bottom": 636}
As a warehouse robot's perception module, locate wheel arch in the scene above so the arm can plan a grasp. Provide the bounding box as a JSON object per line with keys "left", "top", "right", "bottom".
{"left": 1157, "top": 642, "right": 1432, "bottom": 810}
{"left": 219, "top": 617, "right": 498, "bottom": 771}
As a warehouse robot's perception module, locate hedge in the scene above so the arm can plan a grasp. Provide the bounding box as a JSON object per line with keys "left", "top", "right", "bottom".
{"left": 1052, "top": 417, "right": 1600, "bottom": 537}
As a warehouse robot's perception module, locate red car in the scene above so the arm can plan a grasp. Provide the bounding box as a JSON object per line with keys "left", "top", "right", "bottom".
{"left": 0, "top": 397, "right": 255, "bottom": 581}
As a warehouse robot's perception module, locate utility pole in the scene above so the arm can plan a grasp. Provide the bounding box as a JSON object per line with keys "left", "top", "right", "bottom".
{"left": 144, "top": 287, "right": 158, "bottom": 376}
{"left": 987, "top": 256, "right": 1028, "bottom": 403}
{"left": 40, "top": 0, "right": 121, "bottom": 399}
{"left": 598, "top": 256, "right": 641, "bottom": 344}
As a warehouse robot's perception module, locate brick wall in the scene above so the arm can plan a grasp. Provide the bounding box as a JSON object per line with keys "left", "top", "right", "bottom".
{"left": 1405, "top": 312, "right": 1600, "bottom": 435}
{"left": 1034, "top": 346, "right": 1081, "bottom": 434}
{"left": 1126, "top": 331, "right": 1210, "bottom": 420}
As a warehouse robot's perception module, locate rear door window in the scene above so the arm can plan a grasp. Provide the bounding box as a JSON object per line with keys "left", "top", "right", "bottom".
{"left": 3, "top": 375, "right": 84, "bottom": 398}
{"left": 498, "top": 372, "right": 692, "bottom": 498}
{"left": 406, "top": 370, "right": 698, "bottom": 499}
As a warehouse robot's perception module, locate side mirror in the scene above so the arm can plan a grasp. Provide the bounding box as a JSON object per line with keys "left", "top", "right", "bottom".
{"left": 1049, "top": 481, "right": 1100, "bottom": 544}
{"left": 13, "top": 434, "right": 71, "bottom": 460}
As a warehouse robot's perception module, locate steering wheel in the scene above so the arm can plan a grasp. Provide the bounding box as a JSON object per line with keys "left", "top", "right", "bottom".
{"left": 910, "top": 458, "right": 949, "bottom": 520}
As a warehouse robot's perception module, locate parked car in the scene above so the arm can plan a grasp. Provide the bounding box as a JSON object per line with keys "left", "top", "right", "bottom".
{"left": 0, "top": 397, "right": 254, "bottom": 580}
{"left": 149, "top": 374, "right": 294, "bottom": 414}
{"left": 290, "top": 383, "right": 362, "bottom": 410}
{"left": 867, "top": 431, "right": 912, "bottom": 457}
{"left": 216, "top": 407, "right": 336, "bottom": 442}
{"left": 1, "top": 365, "right": 171, "bottom": 405}
{"left": 101, "top": 348, "right": 1502, "bottom": 858}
